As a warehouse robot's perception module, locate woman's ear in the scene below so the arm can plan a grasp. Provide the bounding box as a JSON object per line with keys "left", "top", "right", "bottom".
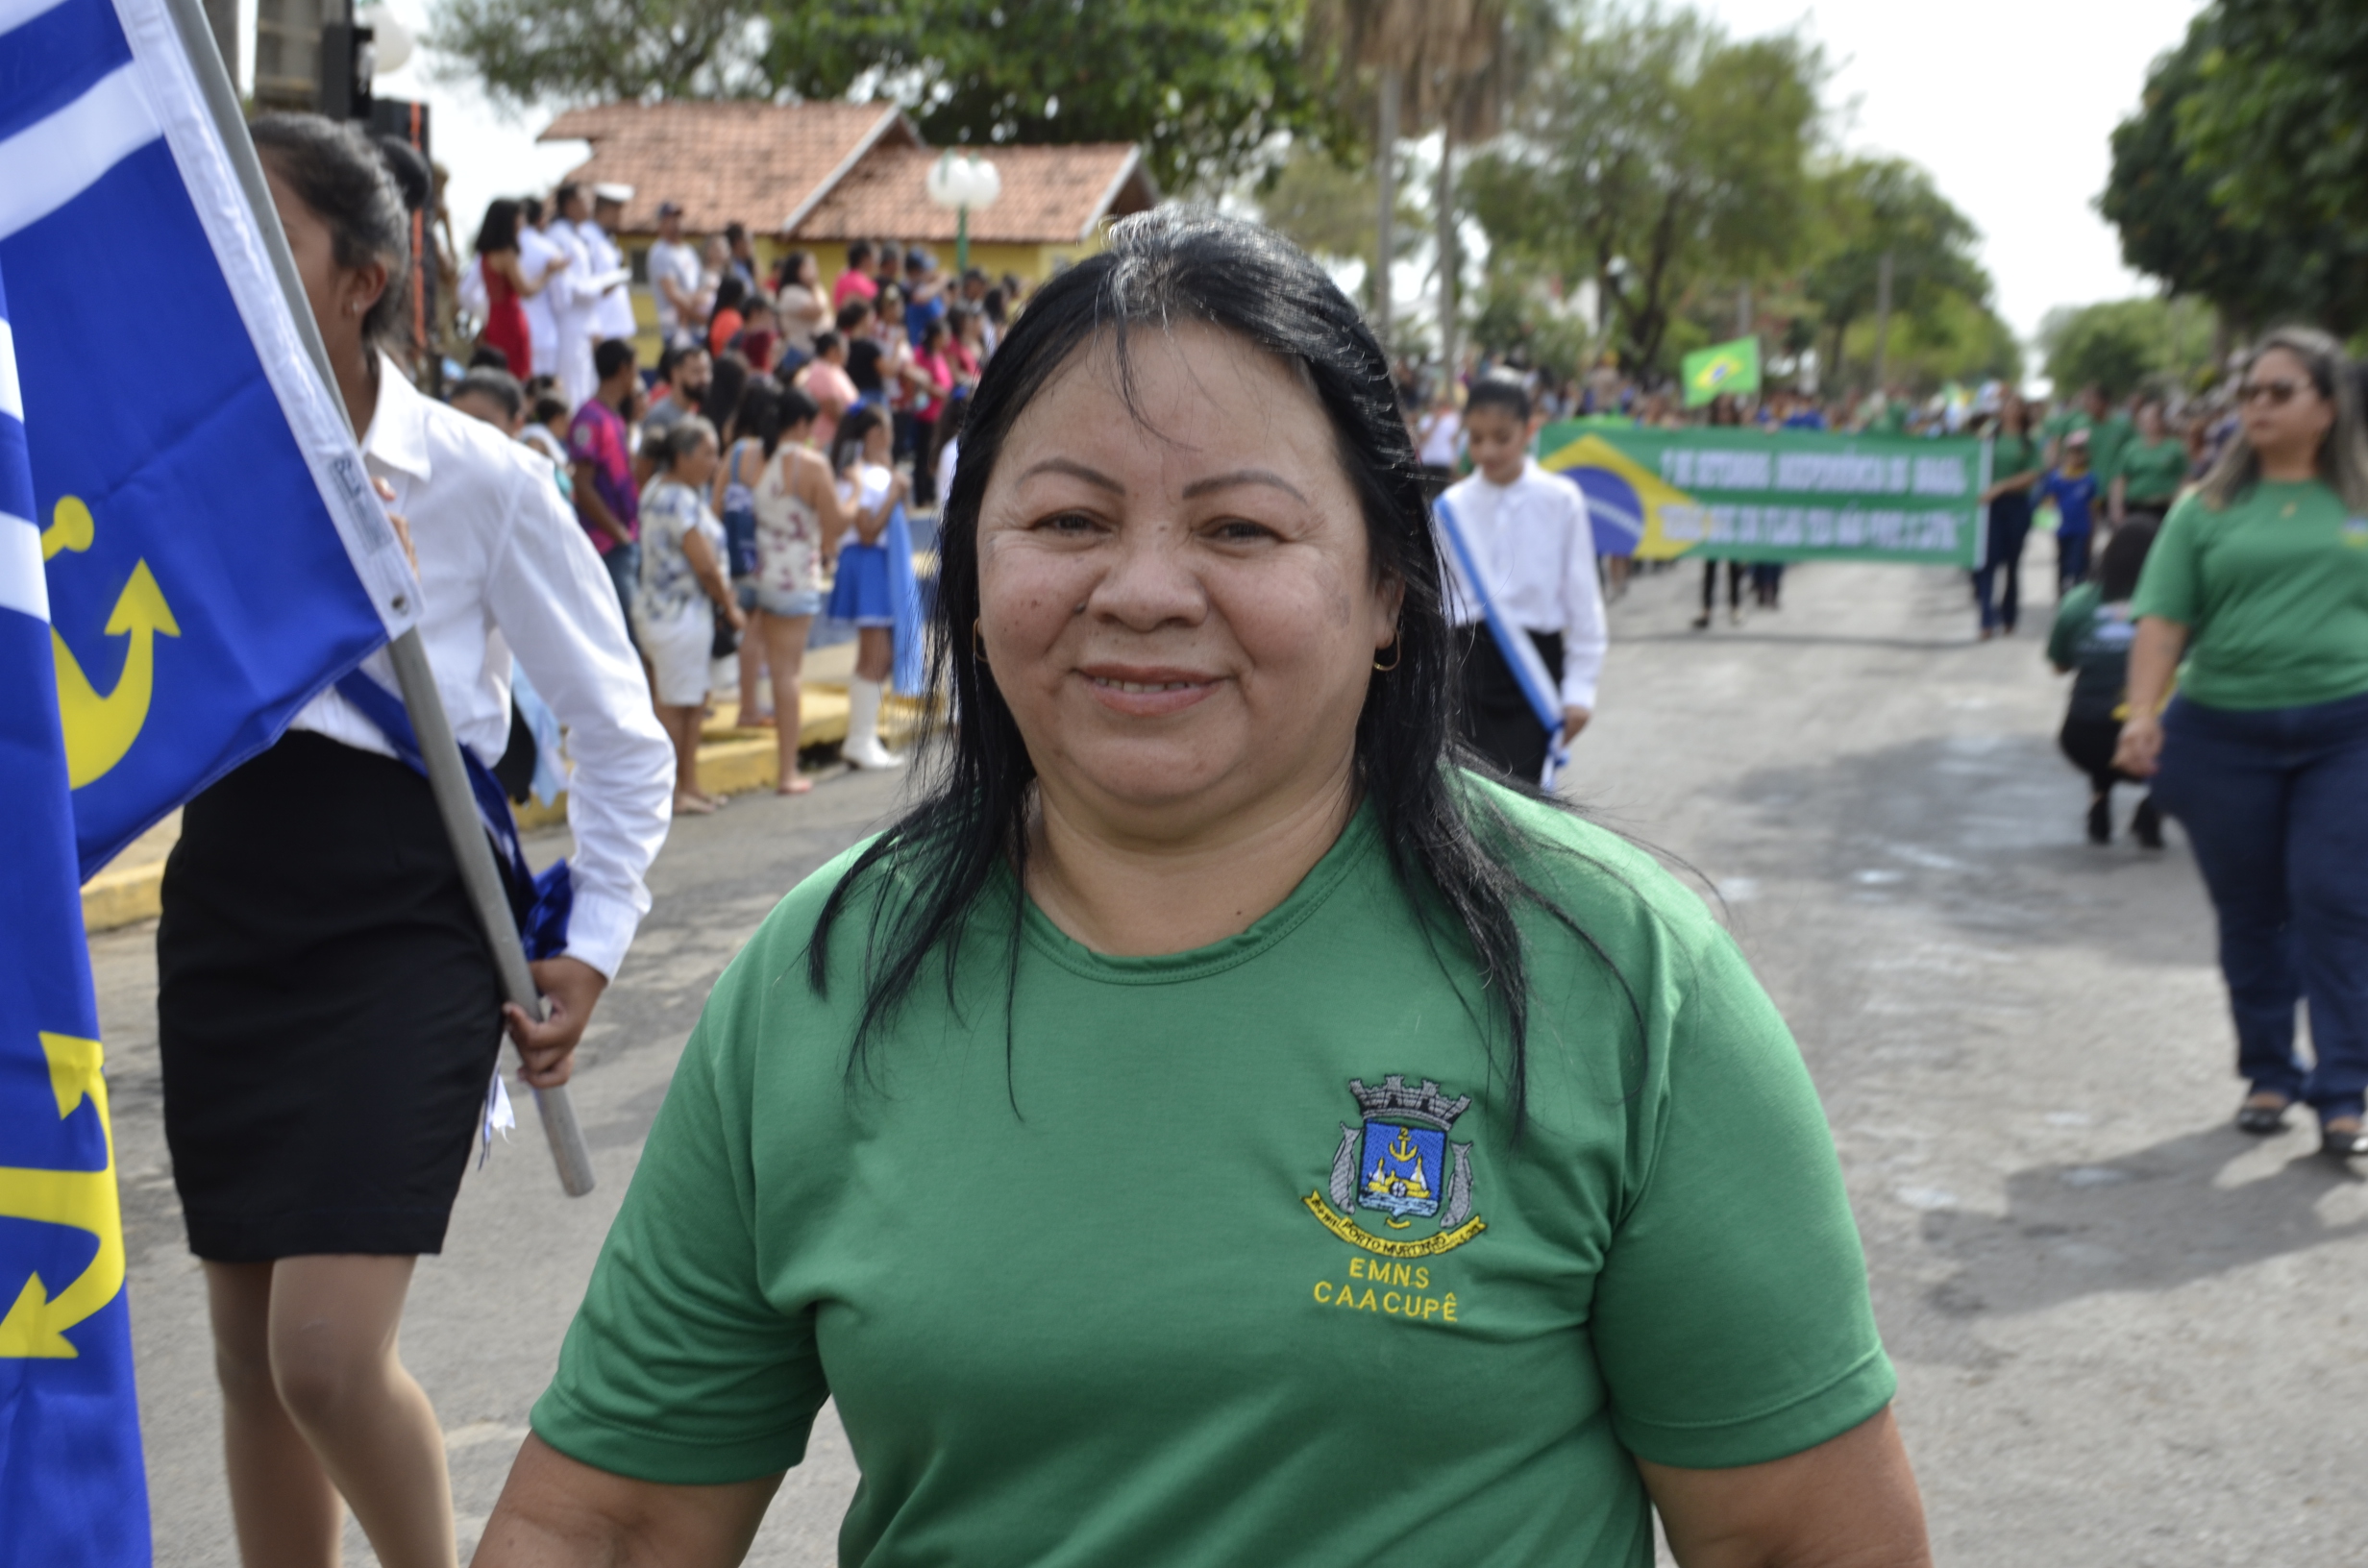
{"left": 1374, "top": 568, "right": 1406, "bottom": 632}
{"left": 343, "top": 257, "right": 389, "bottom": 324}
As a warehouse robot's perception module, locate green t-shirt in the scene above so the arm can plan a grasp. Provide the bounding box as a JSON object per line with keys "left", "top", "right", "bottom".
{"left": 1990, "top": 431, "right": 2045, "bottom": 490}
{"left": 2132, "top": 481, "right": 2368, "bottom": 710}
{"left": 2041, "top": 409, "right": 2134, "bottom": 482}
{"left": 2116, "top": 436, "right": 2187, "bottom": 506}
{"left": 2087, "top": 412, "right": 2135, "bottom": 483}
{"left": 532, "top": 785, "right": 1894, "bottom": 1565}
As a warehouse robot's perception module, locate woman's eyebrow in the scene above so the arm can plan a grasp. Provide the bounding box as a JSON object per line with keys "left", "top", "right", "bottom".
{"left": 1179, "top": 468, "right": 1309, "bottom": 503}
{"left": 1018, "top": 457, "right": 1125, "bottom": 494}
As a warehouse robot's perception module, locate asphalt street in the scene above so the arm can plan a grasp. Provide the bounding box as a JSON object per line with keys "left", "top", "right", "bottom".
{"left": 94, "top": 543, "right": 2368, "bottom": 1566}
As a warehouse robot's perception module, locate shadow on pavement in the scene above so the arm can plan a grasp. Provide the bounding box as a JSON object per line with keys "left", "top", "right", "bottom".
{"left": 1915, "top": 1125, "right": 2366, "bottom": 1325}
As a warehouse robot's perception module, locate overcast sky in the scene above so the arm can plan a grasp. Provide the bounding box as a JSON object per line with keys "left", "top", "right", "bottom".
{"left": 345, "top": 0, "right": 2202, "bottom": 351}
{"left": 1692, "top": 0, "right": 2205, "bottom": 341}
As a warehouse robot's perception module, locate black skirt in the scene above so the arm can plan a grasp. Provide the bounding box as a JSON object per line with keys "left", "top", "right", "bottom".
{"left": 1456, "top": 623, "right": 1565, "bottom": 783}
{"left": 158, "top": 730, "right": 504, "bottom": 1262}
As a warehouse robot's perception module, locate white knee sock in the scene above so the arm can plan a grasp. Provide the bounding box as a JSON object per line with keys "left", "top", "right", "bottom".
{"left": 847, "top": 677, "right": 895, "bottom": 764}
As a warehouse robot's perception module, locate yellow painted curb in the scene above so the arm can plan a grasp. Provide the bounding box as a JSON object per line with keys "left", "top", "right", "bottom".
{"left": 81, "top": 863, "right": 163, "bottom": 934}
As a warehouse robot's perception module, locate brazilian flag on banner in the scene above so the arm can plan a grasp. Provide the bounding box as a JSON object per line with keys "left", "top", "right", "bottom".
{"left": 1681, "top": 336, "right": 1761, "bottom": 408}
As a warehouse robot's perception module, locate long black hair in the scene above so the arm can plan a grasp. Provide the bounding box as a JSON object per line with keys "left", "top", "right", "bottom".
{"left": 808, "top": 208, "right": 1625, "bottom": 1131}
{"left": 474, "top": 197, "right": 521, "bottom": 257}
{"left": 699, "top": 352, "right": 750, "bottom": 440}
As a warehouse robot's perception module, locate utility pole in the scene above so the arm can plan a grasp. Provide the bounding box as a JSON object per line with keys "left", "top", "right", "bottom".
{"left": 1870, "top": 249, "right": 1895, "bottom": 391}
{"left": 1735, "top": 283, "right": 1751, "bottom": 338}
{"left": 1374, "top": 69, "right": 1398, "bottom": 351}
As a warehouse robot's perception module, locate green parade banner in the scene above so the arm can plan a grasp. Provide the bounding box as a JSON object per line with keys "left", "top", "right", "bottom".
{"left": 1681, "top": 336, "right": 1761, "bottom": 406}
{"left": 1536, "top": 420, "right": 1991, "bottom": 566}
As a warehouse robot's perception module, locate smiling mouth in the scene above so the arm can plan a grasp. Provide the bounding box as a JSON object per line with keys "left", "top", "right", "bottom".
{"left": 1089, "top": 676, "right": 1208, "bottom": 695}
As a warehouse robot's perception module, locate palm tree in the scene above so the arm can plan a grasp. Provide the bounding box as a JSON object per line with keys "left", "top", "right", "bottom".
{"left": 1309, "top": 0, "right": 1525, "bottom": 369}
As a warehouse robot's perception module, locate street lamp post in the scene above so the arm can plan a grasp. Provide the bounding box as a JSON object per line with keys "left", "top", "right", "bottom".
{"left": 925, "top": 150, "right": 1001, "bottom": 275}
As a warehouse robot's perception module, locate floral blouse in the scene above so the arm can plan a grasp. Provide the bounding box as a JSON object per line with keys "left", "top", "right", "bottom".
{"left": 637, "top": 478, "right": 725, "bottom": 624}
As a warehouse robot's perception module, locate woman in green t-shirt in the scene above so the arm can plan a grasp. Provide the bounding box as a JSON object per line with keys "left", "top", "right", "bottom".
{"left": 2108, "top": 398, "right": 2189, "bottom": 529}
{"left": 2115, "top": 328, "right": 2368, "bottom": 1160}
{"left": 477, "top": 211, "right": 1929, "bottom": 1567}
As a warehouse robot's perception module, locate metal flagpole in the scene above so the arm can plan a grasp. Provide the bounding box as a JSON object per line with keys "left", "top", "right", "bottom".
{"left": 161, "top": 0, "right": 597, "bottom": 1196}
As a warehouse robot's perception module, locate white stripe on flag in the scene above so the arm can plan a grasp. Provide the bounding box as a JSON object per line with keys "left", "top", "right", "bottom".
{"left": 0, "top": 320, "right": 19, "bottom": 422}
{"left": 0, "top": 508, "right": 46, "bottom": 622}
{"left": 0, "top": 62, "right": 162, "bottom": 243}
{"left": 0, "top": 0, "right": 73, "bottom": 37}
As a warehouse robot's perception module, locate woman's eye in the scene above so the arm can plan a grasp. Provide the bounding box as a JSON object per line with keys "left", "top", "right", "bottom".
{"left": 1211, "top": 518, "right": 1276, "bottom": 543}
{"left": 1036, "top": 511, "right": 1101, "bottom": 535}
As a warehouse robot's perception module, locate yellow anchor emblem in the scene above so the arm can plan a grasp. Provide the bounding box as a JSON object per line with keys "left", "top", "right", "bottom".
{"left": 0, "top": 1031, "right": 127, "bottom": 1358}
{"left": 42, "top": 495, "right": 179, "bottom": 787}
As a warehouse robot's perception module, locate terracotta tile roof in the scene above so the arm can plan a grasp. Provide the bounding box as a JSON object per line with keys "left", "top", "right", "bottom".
{"left": 539, "top": 101, "right": 919, "bottom": 234}
{"left": 786, "top": 143, "right": 1158, "bottom": 246}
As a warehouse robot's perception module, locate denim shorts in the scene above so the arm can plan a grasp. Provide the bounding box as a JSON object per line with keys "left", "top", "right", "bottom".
{"left": 753, "top": 586, "right": 826, "bottom": 619}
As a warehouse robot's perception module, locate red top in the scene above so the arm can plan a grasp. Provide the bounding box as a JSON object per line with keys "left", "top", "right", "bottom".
{"left": 480, "top": 255, "right": 530, "bottom": 378}
{"left": 709, "top": 307, "right": 745, "bottom": 357}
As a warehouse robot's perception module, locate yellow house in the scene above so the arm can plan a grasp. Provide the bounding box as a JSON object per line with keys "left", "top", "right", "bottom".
{"left": 538, "top": 101, "right": 1160, "bottom": 362}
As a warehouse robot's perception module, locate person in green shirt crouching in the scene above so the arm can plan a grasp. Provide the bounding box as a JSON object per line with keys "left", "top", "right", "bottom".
{"left": 2116, "top": 327, "right": 2368, "bottom": 1161}
{"left": 475, "top": 210, "right": 1930, "bottom": 1567}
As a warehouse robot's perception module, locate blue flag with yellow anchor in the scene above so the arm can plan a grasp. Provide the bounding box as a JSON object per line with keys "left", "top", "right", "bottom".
{"left": 4, "top": 0, "right": 419, "bottom": 1555}
{"left": 0, "top": 256, "right": 150, "bottom": 1559}
{"left": 2, "top": 0, "right": 419, "bottom": 882}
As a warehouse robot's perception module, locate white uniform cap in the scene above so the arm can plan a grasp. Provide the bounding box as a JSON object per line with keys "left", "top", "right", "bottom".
{"left": 592, "top": 183, "right": 635, "bottom": 205}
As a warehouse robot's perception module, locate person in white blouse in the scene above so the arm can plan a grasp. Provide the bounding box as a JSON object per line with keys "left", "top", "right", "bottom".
{"left": 517, "top": 194, "right": 567, "bottom": 379}
{"left": 156, "top": 115, "right": 674, "bottom": 1568}
{"left": 548, "top": 184, "right": 619, "bottom": 411}
{"left": 1437, "top": 375, "right": 1608, "bottom": 782}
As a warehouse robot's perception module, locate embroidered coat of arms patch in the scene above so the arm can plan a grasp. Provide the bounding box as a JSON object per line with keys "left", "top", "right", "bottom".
{"left": 1304, "top": 1076, "right": 1485, "bottom": 1257}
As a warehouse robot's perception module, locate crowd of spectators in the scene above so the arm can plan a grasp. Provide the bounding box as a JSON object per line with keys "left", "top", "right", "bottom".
{"left": 449, "top": 196, "right": 1027, "bottom": 810}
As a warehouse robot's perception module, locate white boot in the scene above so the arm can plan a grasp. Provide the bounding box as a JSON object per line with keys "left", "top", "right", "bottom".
{"left": 844, "top": 677, "right": 902, "bottom": 770}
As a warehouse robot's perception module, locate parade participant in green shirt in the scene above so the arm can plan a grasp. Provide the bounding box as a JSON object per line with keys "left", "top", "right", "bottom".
{"left": 2109, "top": 398, "right": 2188, "bottom": 527}
{"left": 2046, "top": 383, "right": 2134, "bottom": 491}
{"left": 2117, "top": 328, "right": 2368, "bottom": 1161}
{"left": 476, "top": 210, "right": 1929, "bottom": 1567}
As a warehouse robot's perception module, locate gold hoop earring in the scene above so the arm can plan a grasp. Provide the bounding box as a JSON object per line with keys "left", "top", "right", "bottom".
{"left": 1372, "top": 640, "right": 1401, "bottom": 673}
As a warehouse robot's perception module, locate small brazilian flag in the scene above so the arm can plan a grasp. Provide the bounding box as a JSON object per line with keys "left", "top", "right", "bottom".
{"left": 1682, "top": 336, "right": 1762, "bottom": 408}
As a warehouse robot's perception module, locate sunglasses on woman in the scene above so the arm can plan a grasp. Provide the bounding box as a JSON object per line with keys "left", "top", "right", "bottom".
{"left": 2237, "top": 376, "right": 2311, "bottom": 406}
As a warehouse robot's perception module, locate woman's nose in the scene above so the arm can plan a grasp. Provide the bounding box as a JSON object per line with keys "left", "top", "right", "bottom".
{"left": 1090, "top": 523, "right": 1207, "bottom": 630}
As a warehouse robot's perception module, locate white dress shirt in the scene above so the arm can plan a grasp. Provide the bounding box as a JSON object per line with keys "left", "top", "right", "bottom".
{"left": 548, "top": 219, "right": 602, "bottom": 410}
{"left": 585, "top": 220, "right": 639, "bottom": 343}
{"left": 518, "top": 224, "right": 564, "bottom": 378}
{"left": 291, "top": 357, "right": 675, "bottom": 979}
{"left": 1438, "top": 459, "right": 1610, "bottom": 712}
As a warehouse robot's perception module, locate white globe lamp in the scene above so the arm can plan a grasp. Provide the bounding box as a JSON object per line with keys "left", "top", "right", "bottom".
{"left": 925, "top": 150, "right": 1001, "bottom": 273}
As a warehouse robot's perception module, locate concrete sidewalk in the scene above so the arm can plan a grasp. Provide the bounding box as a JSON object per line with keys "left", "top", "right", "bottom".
{"left": 77, "top": 638, "right": 929, "bottom": 932}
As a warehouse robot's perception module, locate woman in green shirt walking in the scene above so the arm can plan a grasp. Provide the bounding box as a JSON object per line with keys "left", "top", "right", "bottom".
{"left": 2108, "top": 397, "right": 2189, "bottom": 530}
{"left": 475, "top": 211, "right": 1929, "bottom": 1566}
{"left": 2115, "top": 328, "right": 2368, "bottom": 1160}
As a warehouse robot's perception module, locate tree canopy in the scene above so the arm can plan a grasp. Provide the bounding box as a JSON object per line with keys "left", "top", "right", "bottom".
{"left": 1456, "top": 3, "right": 2003, "bottom": 388}
{"left": 2038, "top": 297, "right": 2218, "bottom": 400}
{"left": 1460, "top": 8, "right": 1823, "bottom": 374}
{"left": 2100, "top": 5, "right": 2368, "bottom": 337}
{"left": 429, "top": 0, "right": 1345, "bottom": 196}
